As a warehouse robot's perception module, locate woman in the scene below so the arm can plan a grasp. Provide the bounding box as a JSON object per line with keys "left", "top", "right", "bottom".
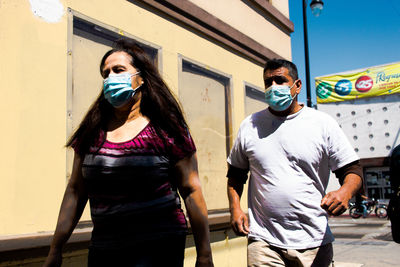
{"left": 44, "top": 39, "right": 213, "bottom": 267}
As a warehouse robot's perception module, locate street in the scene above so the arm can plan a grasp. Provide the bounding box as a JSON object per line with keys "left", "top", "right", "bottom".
{"left": 330, "top": 216, "right": 399, "bottom": 267}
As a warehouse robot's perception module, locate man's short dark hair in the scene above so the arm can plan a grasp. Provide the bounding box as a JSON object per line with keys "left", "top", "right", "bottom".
{"left": 264, "top": 59, "right": 298, "bottom": 81}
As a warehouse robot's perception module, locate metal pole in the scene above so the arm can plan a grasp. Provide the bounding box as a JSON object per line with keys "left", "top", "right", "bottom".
{"left": 302, "top": 0, "right": 312, "bottom": 107}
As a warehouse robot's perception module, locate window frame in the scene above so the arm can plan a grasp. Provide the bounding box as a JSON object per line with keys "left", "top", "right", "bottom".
{"left": 178, "top": 55, "right": 234, "bottom": 157}
{"left": 244, "top": 81, "right": 265, "bottom": 117}
{"left": 178, "top": 55, "right": 234, "bottom": 214}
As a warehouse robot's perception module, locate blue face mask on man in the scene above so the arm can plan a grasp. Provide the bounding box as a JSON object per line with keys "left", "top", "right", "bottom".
{"left": 265, "top": 81, "right": 297, "bottom": 112}
{"left": 103, "top": 71, "right": 143, "bottom": 108}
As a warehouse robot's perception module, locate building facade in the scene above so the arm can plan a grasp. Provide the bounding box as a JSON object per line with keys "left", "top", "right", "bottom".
{"left": 0, "top": 0, "right": 292, "bottom": 265}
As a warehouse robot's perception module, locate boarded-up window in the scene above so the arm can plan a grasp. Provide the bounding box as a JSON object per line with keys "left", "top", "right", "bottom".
{"left": 245, "top": 84, "right": 266, "bottom": 117}
{"left": 179, "top": 60, "right": 232, "bottom": 210}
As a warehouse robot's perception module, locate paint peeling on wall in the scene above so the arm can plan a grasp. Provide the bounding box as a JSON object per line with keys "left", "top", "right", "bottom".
{"left": 29, "top": 0, "right": 64, "bottom": 23}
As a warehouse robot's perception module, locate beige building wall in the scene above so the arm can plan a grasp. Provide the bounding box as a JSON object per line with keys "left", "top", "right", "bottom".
{"left": 0, "top": 0, "right": 292, "bottom": 265}
{"left": 0, "top": 1, "right": 69, "bottom": 235}
{"left": 271, "top": 0, "right": 290, "bottom": 17}
{"left": 189, "top": 0, "right": 292, "bottom": 60}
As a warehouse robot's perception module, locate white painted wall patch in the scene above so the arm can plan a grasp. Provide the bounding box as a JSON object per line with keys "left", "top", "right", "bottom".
{"left": 29, "top": 0, "right": 64, "bottom": 23}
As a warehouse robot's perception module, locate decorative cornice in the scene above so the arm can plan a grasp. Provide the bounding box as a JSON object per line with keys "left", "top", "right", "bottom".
{"left": 134, "top": 0, "right": 290, "bottom": 65}
{"left": 248, "top": 0, "right": 294, "bottom": 33}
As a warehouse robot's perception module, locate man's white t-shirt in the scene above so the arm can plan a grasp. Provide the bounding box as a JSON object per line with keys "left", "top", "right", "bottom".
{"left": 227, "top": 106, "right": 359, "bottom": 249}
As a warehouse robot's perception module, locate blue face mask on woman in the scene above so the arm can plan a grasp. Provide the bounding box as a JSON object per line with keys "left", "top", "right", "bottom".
{"left": 103, "top": 71, "right": 142, "bottom": 108}
{"left": 265, "top": 81, "right": 297, "bottom": 112}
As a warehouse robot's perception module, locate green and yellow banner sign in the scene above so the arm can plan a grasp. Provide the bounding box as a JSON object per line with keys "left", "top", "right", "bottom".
{"left": 315, "top": 62, "right": 400, "bottom": 103}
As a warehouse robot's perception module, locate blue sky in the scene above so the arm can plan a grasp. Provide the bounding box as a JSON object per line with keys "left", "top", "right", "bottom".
{"left": 289, "top": 0, "right": 400, "bottom": 105}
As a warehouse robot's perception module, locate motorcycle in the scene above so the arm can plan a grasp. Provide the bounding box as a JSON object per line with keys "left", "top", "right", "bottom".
{"left": 349, "top": 198, "right": 388, "bottom": 219}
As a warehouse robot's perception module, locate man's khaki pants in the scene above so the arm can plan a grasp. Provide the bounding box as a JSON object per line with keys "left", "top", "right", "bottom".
{"left": 248, "top": 239, "right": 333, "bottom": 267}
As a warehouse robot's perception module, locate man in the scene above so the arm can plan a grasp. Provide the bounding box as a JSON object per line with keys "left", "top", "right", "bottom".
{"left": 354, "top": 193, "right": 369, "bottom": 218}
{"left": 227, "top": 59, "right": 363, "bottom": 266}
{"left": 389, "top": 144, "right": 400, "bottom": 243}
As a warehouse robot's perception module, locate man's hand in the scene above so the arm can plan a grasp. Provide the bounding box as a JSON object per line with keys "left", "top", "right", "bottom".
{"left": 321, "top": 189, "right": 351, "bottom": 216}
{"left": 322, "top": 172, "right": 363, "bottom": 216}
{"left": 227, "top": 174, "right": 249, "bottom": 236}
{"left": 230, "top": 208, "right": 249, "bottom": 236}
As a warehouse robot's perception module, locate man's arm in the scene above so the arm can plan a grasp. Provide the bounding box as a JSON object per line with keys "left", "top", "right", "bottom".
{"left": 321, "top": 161, "right": 363, "bottom": 216}
{"left": 227, "top": 164, "right": 249, "bottom": 236}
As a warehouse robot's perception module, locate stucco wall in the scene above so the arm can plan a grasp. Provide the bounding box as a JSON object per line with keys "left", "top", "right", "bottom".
{"left": 0, "top": 0, "right": 69, "bottom": 236}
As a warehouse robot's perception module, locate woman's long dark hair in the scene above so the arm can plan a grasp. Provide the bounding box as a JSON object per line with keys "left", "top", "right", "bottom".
{"left": 67, "top": 39, "right": 189, "bottom": 156}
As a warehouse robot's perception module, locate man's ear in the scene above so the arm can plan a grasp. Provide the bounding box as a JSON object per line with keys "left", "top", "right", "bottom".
{"left": 295, "top": 79, "right": 302, "bottom": 94}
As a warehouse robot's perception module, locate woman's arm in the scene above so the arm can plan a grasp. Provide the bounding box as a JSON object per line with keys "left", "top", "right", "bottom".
{"left": 43, "top": 153, "right": 88, "bottom": 267}
{"left": 175, "top": 153, "right": 214, "bottom": 267}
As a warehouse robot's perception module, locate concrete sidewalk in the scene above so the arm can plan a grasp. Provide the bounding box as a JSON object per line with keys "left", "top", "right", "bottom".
{"left": 329, "top": 216, "right": 399, "bottom": 267}
{"left": 333, "top": 238, "right": 399, "bottom": 267}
